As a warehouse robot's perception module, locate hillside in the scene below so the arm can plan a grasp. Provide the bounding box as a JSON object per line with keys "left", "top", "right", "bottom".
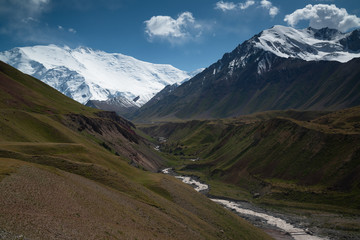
{"left": 140, "top": 107, "right": 360, "bottom": 238}
{"left": 0, "top": 61, "right": 272, "bottom": 239}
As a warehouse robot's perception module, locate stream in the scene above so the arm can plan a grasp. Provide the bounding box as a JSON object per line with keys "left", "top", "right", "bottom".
{"left": 161, "top": 168, "right": 327, "bottom": 240}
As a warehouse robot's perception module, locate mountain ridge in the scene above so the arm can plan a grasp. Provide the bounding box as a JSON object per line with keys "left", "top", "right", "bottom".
{"left": 132, "top": 26, "right": 360, "bottom": 122}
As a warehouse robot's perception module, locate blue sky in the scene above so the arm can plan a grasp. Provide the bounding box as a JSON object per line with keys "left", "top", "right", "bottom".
{"left": 0, "top": 0, "right": 359, "bottom": 71}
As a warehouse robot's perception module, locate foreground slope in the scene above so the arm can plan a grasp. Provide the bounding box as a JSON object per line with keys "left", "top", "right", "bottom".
{"left": 0, "top": 61, "right": 271, "bottom": 239}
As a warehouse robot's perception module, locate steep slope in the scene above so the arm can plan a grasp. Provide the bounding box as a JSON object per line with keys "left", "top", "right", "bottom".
{"left": 0, "top": 61, "right": 272, "bottom": 239}
{"left": 0, "top": 45, "right": 191, "bottom": 106}
{"left": 132, "top": 26, "right": 360, "bottom": 122}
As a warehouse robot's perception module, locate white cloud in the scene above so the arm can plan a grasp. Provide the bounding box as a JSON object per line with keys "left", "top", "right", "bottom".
{"left": 144, "top": 12, "right": 202, "bottom": 44}
{"left": 239, "top": 0, "right": 255, "bottom": 10}
{"left": 284, "top": 4, "right": 360, "bottom": 32}
{"left": 269, "top": 6, "right": 279, "bottom": 17}
{"left": 260, "top": 0, "right": 279, "bottom": 17}
{"left": 214, "top": 1, "right": 277, "bottom": 17}
{"left": 68, "top": 28, "right": 76, "bottom": 34}
{"left": 215, "top": 0, "right": 254, "bottom": 11}
{"left": 58, "top": 25, "right": 76, "bottom": 34}
{"left": 215, "top": 1, "right": 237, "bottom": 11}
{"left": 260, "top": 0, "right": 271, "bottom": 8}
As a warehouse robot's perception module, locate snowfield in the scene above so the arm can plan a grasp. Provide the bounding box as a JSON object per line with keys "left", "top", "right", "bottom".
{"left": 254, "top": 25, "right": 360, "bottom": 63}
{"left": 0, "top": 45, "right": 192, "bottom": 106}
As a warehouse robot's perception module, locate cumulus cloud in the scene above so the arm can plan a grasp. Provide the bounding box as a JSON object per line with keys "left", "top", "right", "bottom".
{"left": 144, "top": 12, "right": 202, "bottom": 44}
{"left": 284, "top": 4, "right": 360, "bottom": 32}
{"left": 215, "top": 1, "right": 237, "bottom": 11}
{"left": 215, "top": 0, "right": 254, "bottom": 12}
{"left": 260, "top": 0, "right": 279, "bottom": 17}
{"left": 215, "top": 0, "right": 278, "bottom": 17}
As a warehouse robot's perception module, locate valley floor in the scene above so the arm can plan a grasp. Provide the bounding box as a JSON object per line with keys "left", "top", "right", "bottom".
{"left": 163, "top": 167, "right": 360, "bottom": 240}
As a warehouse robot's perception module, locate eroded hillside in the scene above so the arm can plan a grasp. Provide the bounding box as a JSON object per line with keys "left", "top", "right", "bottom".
{"left": 0, "top": 61, "right": 272, "bottom": 240}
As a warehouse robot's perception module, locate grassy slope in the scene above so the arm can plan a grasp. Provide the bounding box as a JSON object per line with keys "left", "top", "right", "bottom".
{"left": 0, "top": 61, "right": 272, "bottom": 239}
{"left": 140, "top": 107, "right": 360, "bottom": 212}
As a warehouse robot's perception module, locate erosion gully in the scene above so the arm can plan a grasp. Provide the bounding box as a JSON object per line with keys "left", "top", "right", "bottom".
{"left": 162, "top": 168, "right": 327, "bottom": 240}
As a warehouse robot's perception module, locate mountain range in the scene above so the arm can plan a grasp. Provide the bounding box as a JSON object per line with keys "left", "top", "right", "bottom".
{"left": 132, "top": 25, "right": 360, "bottom": 121}
{"left": 2, "top": 26, "right": 359, "bottom": 121}
{"left": 0, "top": 45, "right": 194, "bottom": 111}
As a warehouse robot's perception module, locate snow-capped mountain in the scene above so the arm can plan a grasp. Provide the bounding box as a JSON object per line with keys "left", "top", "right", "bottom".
{"left": 133, "top": 25, "right": 360, "bottom": 121}
{"left": 0, "top": 45, "right": 191, "bottom": 107}
{"left": 220, "top": 25, "right": 360, "bottom": 76}
{"left": 254, "top": 25, "right": 360, "bottom": 62}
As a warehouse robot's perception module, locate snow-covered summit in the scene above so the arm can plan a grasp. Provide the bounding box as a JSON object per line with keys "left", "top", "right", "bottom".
{"left": 253, "top": 25, "right": 360, "bottom": 62}
{"left": 213, "top": 25, "right": 360, "bottom": 77}
{"left": 0, "top": 45, "right": 191, "bottom": 106}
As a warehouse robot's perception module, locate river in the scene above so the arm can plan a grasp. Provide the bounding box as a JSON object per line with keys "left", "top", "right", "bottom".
{"left": 161, "top": 168, "right": 327, "bottom": 240}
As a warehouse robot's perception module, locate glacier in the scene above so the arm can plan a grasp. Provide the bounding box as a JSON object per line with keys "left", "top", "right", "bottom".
{"left": 0, "top": 45, "right": 192, "bottom": 106}
{"left": 254, "top": 25, "right": 360, "bottom": 63}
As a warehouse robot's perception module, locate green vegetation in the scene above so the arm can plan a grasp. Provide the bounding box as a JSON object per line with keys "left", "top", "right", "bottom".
{"left": 0, "top": 61, "right": 272, "bottom": 239}
{"left": 140, "top": 107, "right": 360, "bottom": 236}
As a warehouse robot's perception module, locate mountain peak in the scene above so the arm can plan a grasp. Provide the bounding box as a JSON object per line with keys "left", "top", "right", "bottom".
{"left": 252, "top": 25, "right": 360, "bottom": 62}
{"left": 0, "top": 45, "right": 191, "bottom": 106}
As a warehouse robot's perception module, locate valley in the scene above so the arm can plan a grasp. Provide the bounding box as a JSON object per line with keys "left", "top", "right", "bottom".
{"left": 163, "top": 167, "right": 327, "bottom": 240}
{"left": 140, "top": 107, "right": 360, "bottom": 239}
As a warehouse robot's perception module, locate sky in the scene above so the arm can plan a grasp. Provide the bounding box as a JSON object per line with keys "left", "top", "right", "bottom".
{"left": 0, "top": 0, "right": 359, "bottom": 71}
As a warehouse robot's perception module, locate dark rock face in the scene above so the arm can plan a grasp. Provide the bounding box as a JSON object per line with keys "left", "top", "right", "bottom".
{"left": 132, "top": 26, "right": 360, "bottom": 122}
{"left": 133, "top": 56, "right": 360, "bottom": 121}
{"left": 66, "top": 112, "right": 138, "bottom": 143}
{"left": 340, "top": 29, "right": 360, "bottom": 51}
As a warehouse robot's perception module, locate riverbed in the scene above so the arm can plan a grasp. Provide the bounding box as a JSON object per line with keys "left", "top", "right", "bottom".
{"left": 161, "top": 168, "right": 327, "bottom": 240}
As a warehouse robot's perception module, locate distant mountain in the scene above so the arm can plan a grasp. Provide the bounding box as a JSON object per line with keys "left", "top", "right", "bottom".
{"left": 0, "top": 45, "right": 192, "bottom": 109}
{"left": 132, "top": 26, "right": 360, "bottom": 122}
{"left": 85, "top": 68, "right": 203, "bottom": 117}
